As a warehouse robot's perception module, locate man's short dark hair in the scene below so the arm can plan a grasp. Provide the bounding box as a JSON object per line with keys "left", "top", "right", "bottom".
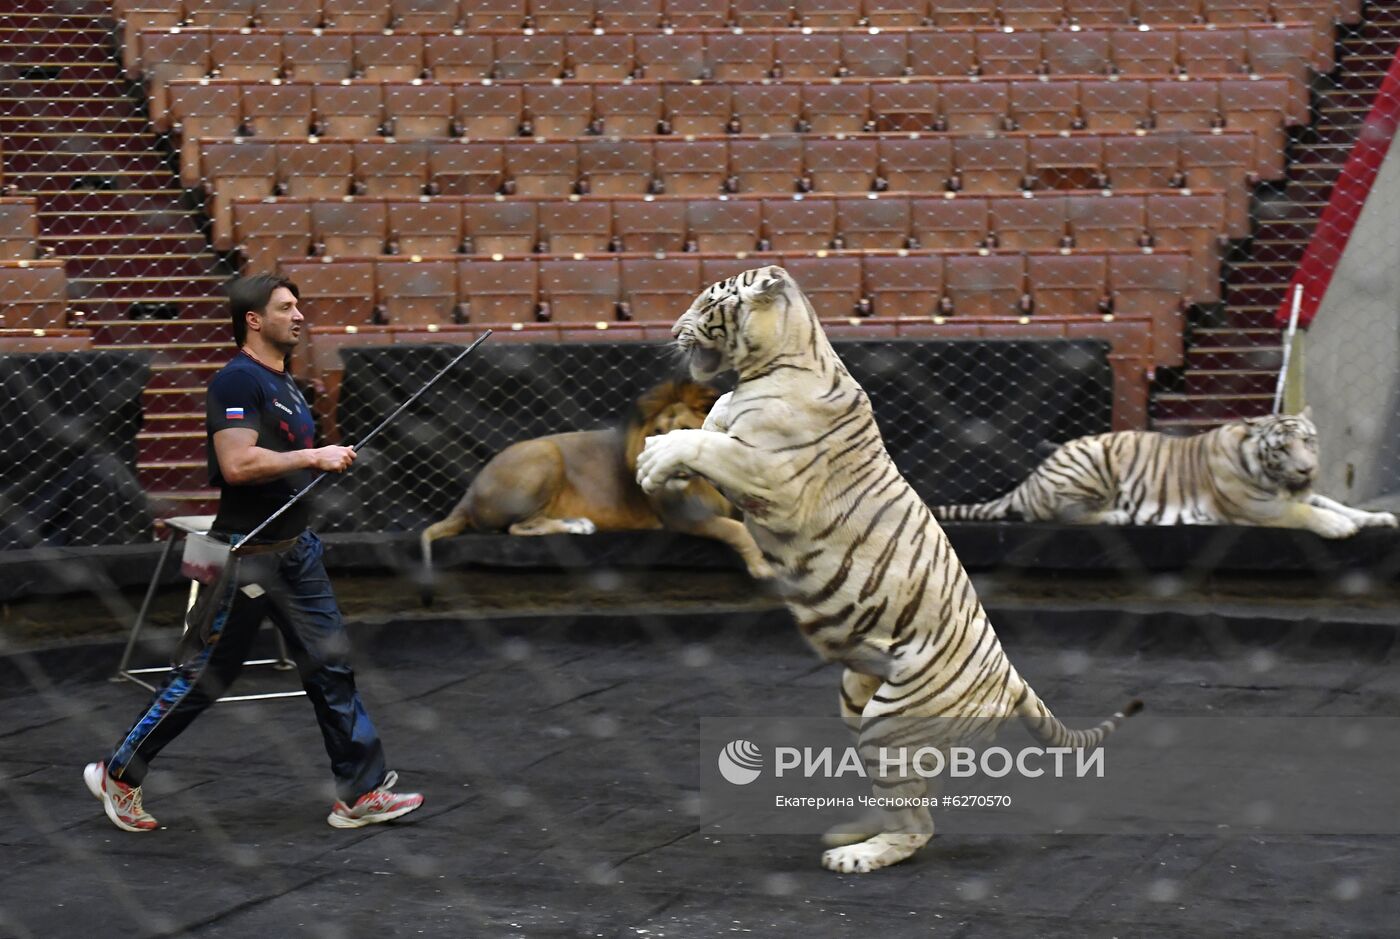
{"left": 227, "top": 274, "right": 299, "bottom": 347}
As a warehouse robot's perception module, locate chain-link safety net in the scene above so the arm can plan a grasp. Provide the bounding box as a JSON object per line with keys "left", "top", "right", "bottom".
{"left": 0, "top": 0, "right": 1394, "bottom": 542}
{"left": 3, "top": 0, "right": 1400, "bottom": 935}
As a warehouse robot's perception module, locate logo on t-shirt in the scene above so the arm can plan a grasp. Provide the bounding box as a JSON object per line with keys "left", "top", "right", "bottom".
{"left": 272, "top": 398, "right": 294, "bottom": 415}
{"left": 225, "top": 407, "right": 245, "bottom": 420}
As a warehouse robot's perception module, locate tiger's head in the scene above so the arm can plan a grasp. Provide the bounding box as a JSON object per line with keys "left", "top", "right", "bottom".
{"left": 1243, "top": 407, "right": 1319, "bottom": 494}
{"left": 671, "top": 265, "right": 818, "bottom": 381}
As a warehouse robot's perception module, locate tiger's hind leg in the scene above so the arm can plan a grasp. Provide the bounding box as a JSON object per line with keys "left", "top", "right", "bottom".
{"left": 821, "top": 681, "right": 939, "bottom": 873}
{"left": 822, "top": 670, "right": 887, "bottom": 849}
{"left": 820, "top": 744, "right": 934, "bottom": 873}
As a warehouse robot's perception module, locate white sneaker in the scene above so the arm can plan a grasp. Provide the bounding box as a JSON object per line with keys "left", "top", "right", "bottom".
{"left": 327, "top": 770, "right": 424, "bottom": 829}
{"left": 84, "top": 761, "right": 158, "bottom": 832}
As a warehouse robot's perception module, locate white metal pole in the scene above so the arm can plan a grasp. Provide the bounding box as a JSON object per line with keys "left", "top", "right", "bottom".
{"left": 1273, "top": 283, "right": 1304, "bottom": 415}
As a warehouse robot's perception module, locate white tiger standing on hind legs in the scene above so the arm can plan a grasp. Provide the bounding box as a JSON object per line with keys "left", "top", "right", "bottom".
{"left": 635, "top": 266, "right": 1141, "bottom": 874}
{"left": 931, "top": 409, "right": 1397, "bottom": 538}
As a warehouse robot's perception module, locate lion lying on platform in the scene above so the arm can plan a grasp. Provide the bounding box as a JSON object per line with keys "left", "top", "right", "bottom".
{"left": 420, "top": 381, "right": 772, "bottom": 579}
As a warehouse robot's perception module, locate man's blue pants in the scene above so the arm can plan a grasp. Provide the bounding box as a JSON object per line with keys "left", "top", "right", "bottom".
{"left": 107, "top": 530, "right": 387, "bottom": 803}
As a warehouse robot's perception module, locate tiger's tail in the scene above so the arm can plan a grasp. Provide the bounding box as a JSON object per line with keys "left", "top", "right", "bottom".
{"left": 1015, "top": 684, "right": 1144, "bottom": 750}
{"left": 930, "top": 490, "right": 1019, "bottom": 521}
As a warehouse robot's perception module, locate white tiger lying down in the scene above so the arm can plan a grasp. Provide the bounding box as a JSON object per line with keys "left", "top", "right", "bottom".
{"left": 931, "top": 409, "right": 1397, "bottom": 539}
{"left": 636, "top": 266, "right": 1140, "bottom": 873}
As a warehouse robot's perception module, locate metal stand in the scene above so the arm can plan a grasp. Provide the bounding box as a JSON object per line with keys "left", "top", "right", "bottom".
{"left": 112, "top": 515, "right": 305, "bottom": 703}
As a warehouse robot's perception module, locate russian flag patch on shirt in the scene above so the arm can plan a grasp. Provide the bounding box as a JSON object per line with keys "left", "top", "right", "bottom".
{"left": 226, "top": 407, "right": 245, "bottom": 420}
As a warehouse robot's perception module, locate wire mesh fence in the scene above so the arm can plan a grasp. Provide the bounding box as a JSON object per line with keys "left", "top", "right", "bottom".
{"left": 3, "top": 2, "right": 1400, "bottom": 935}
{"left": 3, "top": 0, "right": 1399, "bottom": 547}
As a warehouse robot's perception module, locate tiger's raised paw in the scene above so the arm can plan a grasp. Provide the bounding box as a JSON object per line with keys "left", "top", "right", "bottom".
{"left": 636, "top": 430, "right": 704, "bottom": 495}
{"left": 821, "top": 833, "right": 931, "bottom": 873}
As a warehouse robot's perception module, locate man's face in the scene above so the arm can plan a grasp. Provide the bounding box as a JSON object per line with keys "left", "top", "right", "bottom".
{"left": 251, "top": 286, "right": 303, "bottom": 351}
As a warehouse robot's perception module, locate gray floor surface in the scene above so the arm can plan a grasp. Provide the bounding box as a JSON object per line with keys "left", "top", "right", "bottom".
{"left": 2, "top": 604, "right": 1398, "bottom": 938}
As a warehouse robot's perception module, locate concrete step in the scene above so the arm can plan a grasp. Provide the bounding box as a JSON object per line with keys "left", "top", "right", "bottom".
{"left": 0, "top": 1, "right": 112, "bottom": 17}
{"left": 41, "top": 232, "right": 208, "bottom": 256}
{"left": 1151, "top": 392, "right": 1275, "bottom": 421}
{"left": 2, "top": 150, "right": 169, "bottom": 173}
{"left": 0, "top": 96, "right": 142, "bottom": 118}
{"left": 5, "top": 169, "right": 178, "bottom": 191}
{"left": 67, "top": 274, "right": 226, "bottom": 300}
{"left": 1181, "top": 369, "right": 1280, "bottom": 395}
{"left": 147, "top": 360, "right": 223, "bottom": 389}
{"left": 1287, "top": 141, "right": 1357, "bottom": 163}
{"left": 1, "top": 78, "right": 137, "bottom": 97}
{"left": 1245, "top": 239, "right": 1308, "bottom": 263}
{"left": 1223, "top": 284, "right": 1290, "bottom": 308}
{"left": 1305, "top": 124, "right": 1363, "bottom": 145}
{"left": 87, "top": 319, "right": 229, "bottom": 345}
{"left": 1185, "top": 346, "right": 1284, "bottom": 370}
{"left": 137, "top": 431, "right": 206, "bottom": 465}
{"left": 71, "top": 295, "right": 225, "bottom": 320}
{"left": 137, "top": 459, "right": 209, "bottom": 492}
{"left": 37, "top": 204, "right": 202, "bottom": 232}
{"left": 1220, "top": 261, "right": 1296, "bottom": 286}
{"left": 140, "top": 386, "right": 209, "bottom": 416}
{"left": 140, "top": 411, "right": 208, "bottom": 435}
{"left": 0, "top": 61, "right": 124, "bottom": 82}
{"left": 0, "top": 115, "right": 148, "bottom": 133}
{"left": 1150, "top": 414, "right": 1264, "bottom": 431}
{"left": 63, "top": 255, "right": 224, "bottom": 280}
{"left": 1252, "top": 220, "right": 1318, "bottom": 241}
{"left": 2, "top": 133, "right": 169, "bottom": 155}
{"left": 0, "top": 27, "right": 120, "bottom": 46}
{"left": 1188, "top": 327, "right": 1284, "bottom": 347}
{"left": 37, "top": 190, "right": 191, "bottom": 215}
{"left": 95, "top": 340, "right": 232, "bottom": 364}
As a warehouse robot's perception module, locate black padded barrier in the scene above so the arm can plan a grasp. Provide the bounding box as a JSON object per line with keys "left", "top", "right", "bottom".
{"left": 320, "top": 338, "right": 1112, "bottom": 533}
{"left": 0, "top": 351, "right": 152, "bottom": 549}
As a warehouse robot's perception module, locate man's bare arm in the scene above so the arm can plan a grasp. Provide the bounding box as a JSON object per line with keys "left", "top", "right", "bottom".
{"left": 213, "top": 428, "right": 357, "bottom": 485}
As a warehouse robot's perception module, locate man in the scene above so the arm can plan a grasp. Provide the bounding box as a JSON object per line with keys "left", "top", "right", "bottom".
{"left": 84, "top": 273, "right": 423, "bottom": 832}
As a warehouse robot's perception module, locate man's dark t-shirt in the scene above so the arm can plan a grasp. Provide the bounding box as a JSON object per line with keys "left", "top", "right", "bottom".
{"left": 206, "top": 351, "right": 316, "bottom": 541}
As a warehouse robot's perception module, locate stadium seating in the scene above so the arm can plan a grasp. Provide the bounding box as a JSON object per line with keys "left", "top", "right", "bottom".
{"left": 131, "top": 24, "right": 1328, "bottom": 104}
{"left": 235, "top": 189, "right": 1227, "bottom": 301}
{"left": 97, "top": 0, "right": 1351, "bottom": 437}
{"left": 0, "top": 199, "right": 42, "bottom": 261}
{"left": 156, "top": 62, "right": 1313, "bottom": 133}
{"left": 198, "top": 130, "right": 1257, "bottom": 248}
{"left": 0, "top": 261, "right": 69, "bottom": 329}
{"left": 274, "top": 248, "right": 1189, "bottom": 368}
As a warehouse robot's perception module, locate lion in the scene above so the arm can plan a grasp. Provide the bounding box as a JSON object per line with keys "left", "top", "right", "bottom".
{"left": 420, "top": 380, "right": 772, "bottom": 579}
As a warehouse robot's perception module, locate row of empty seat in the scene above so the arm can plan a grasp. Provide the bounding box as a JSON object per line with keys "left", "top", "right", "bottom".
{"left": 166, "top": 74, "right": 1303, "bottom": 165}
{"left": 115, "top": 0, "right": 1359, "bottom": 34}
{"left": 232, "top": 189, "right": 1226, "bottom": 299}
{"left": 135, "top": 23, "right": 1325, "bottom": 118}
{"left": 274, "top": 249, "right": 1189, "bottom": 362}
{"left": 104, "top": 0, "right": 1345, "bottom": 437}
{"left": 0, "top": 199, "right": 41, "bottom": 261}
{"left": 197, "top": 130, "right": 1261, "bottom": 247}
{"left": 0, "top": 261, "right": 69, "bottom": 329}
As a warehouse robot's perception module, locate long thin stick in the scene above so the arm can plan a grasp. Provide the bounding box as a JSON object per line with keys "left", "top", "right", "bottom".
{"left": 1273, "top": 284, "right": 1303, "bottom": 415}
{"left": 233, "top": 330, "right": 492, "bottom": 552}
